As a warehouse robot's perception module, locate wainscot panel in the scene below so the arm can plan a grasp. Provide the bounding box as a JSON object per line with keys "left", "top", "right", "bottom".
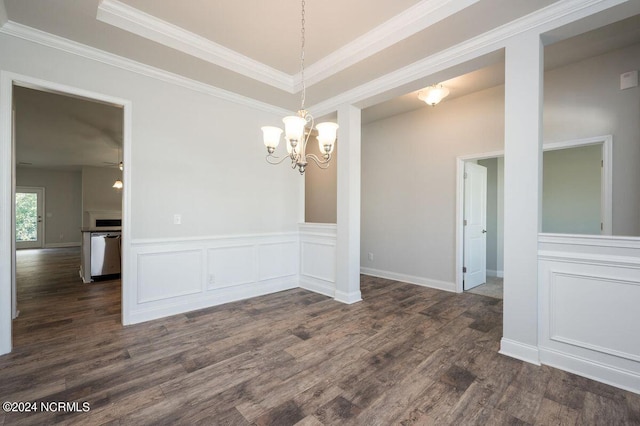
{"left": 539, "top": 234, "right": 640, "bottom": 394}
{"left": 128, "top": 233, "right": 299, "bottom": 324}
{"left": 299, "top": 223, "right": 337, "bottom": 298}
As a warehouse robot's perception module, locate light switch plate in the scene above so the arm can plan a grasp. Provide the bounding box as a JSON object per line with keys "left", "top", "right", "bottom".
{"left": 620, "top": 70, "right": 638, "bottom": 90}
{"left": 173, "top": 214, "right": 181, "bottom": 225}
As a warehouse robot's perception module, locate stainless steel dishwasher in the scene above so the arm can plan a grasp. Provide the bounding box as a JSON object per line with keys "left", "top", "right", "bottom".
{"left": 90, "top": 232, "right": 121, "bottom": 278}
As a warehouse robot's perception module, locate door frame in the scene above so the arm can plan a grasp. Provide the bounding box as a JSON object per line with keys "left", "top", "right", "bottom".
{"left": 455, "top": 135, "right": 612, "bottom": 293}
{"left": 15, "top": 186, "right": 45, "bottom": 249}
{"left": 0, "top": 71, "right": 133, "bottom": 355}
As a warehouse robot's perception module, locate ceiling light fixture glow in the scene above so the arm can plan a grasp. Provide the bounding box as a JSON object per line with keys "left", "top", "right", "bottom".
{"left": 418, "top": 84, "right": 450, "bottom": 106}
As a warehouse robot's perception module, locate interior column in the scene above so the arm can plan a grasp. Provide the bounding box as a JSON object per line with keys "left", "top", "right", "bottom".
{"left": 501, "top": 31, "right": 543, "bottom": 364}
{"left": 335, "top": 104, "right": 362, "bottom": 304}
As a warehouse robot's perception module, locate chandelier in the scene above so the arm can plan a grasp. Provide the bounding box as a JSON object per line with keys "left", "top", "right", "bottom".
{"left": 261, "top": 0, "right": 338, "bottom": 175}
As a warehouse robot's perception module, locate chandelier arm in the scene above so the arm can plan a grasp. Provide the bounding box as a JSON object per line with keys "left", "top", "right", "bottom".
{"left": 266, "top": 154, "right": 293, "bottom": 165}
{"left": 301, "top": 113, "right": 314, "bottom": 157}
{"left": 305, "top": 153, "right": 331, "bottom": 168}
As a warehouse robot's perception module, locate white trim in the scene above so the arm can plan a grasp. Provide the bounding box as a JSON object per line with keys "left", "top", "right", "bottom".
{"left": 130, "top": 232, "right": 299, "bottom": 247}
{"left": 486, "top": 269, "right": 504, "bottom": 278}
{"left": 334, "top": 290, "right": 362, "bottom": 305}
{"left": 0, "top": 21, "right": 291, "bottom": 117}
{"left": 539, "top": 347, "right": 640, "bottom": 395}
{"left": 96, "top": 0, "right": 294, "bottom": 93}
{"left": 0, "top": 71, "right": 11, "bottom": 355}
{"left": 538, "top": 251, "right": 640, "bottom": 268}
{"left": 298, "top": 222, "right": 337, "bottom": 238}
{"left": 361, "top": 267, "right": 456, "bottom": 293}
{"left": 300, "top": 276, "right": 335, "bottom": 298}
{"left": 500, "top": 338, "right": 541, "bottom": 365}
{"left": 309, "top": 0, "right": 627, "bottom": 116}
{"left": 538, "top": 233, "right": 640, "bottom": 249}
{"left": 44, "top": 242, "right": 81, "bottom": 248}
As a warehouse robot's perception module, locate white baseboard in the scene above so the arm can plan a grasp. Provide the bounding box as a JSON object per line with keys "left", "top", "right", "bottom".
{"left": 540, "top": 347, "right": 640, "bottom": 395}
{"left": 361, "top": 267, "right": 456, "bottom": 292}
{"left": 44, "top": 242, "right": 81, "bottom": 248}
{"left": 300, "top": 276, "right": 335, "bottom": 298}
{"left": 334, "top": 290, "right": 362, "bottom": 304}
{"left": 127, "top": 278, "right": 298, "bottom": 324}
{"left": 487, "top": 269, "right": 504, "bottom": 278}
{"left": 500, "top": 338, "right": 541, "bottom": 365}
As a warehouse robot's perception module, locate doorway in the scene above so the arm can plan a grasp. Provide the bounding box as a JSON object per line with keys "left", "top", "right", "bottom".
{"left": 455, "top": 135, "right": 613, "bottom": 294}
{"left": 0, "top": 72, "right": 132, "bottom": 355}
{"left": 15, "top": 186, "right": 44, "bottom": 249}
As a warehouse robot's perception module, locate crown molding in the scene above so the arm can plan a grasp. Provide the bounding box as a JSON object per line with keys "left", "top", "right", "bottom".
{"left": 96, "top": 0, "right": 481, "bottom": 94}
{"left": 293, "top": 0, "right": 481, "bottom": 91}
{"left": 309, "top": 0, "right": 629, "bottom": 116}
{"left": 96, "top": 0, "right": 295, "bottom": 93}
{"left": 0, "top": 21, "right": 292, "bottom": 117}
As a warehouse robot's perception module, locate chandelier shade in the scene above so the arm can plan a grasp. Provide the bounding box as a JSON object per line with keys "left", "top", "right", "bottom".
{"left": 261, "top": 126, "right": 282, "bottom": 152}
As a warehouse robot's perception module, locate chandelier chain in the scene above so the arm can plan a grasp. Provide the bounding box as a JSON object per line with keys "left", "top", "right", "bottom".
{"left": 300, "top": 0, "right": 306, "bottom": 110}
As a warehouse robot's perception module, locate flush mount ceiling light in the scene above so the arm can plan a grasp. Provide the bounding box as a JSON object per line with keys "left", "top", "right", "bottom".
{"left": 261, "top": 0, "right": 338, "bottom": 175}
{"left": 418, "top": 84, "right": 450, "bottom": 106}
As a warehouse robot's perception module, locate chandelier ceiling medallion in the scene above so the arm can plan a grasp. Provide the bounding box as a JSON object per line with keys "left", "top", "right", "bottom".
{"left": 261, "top": 0, "right": 338, "bottom": 175}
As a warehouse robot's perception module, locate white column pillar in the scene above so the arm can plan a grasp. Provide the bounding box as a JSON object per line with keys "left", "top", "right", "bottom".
{"left": 335, "top": 104, "right": 362, "bottom": 304}
{"left": 500, "top": 32, "right": 543, "bottom": 364}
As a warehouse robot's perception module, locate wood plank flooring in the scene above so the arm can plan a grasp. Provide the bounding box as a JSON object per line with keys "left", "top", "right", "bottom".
{"left": 1, "top": 247, "right": 639, "bottom": 425}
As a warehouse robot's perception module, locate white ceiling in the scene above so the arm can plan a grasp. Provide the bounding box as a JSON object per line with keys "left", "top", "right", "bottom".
{"left": 4, "top": 1, "right": 640, "bottom": 168}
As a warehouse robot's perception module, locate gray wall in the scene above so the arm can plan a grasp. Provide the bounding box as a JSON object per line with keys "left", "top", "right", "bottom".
{"left": 81, "top": 166, "right": 123, "bottom": 227}
{"left": 362, "top": 85, "right": 505, "bottom": 282}
{"left": 542, "top": 145, "right": 602, "bottom": 234}
{"left": 16, "top": 167, "right": 82, "bottom": 246}
{"left": 0, "top": 33, "right": 301, "bottom": 241}
{"left": 478, "top": 158, "right": 498, "bottom": 273}
{"left": 361, "top": 42, "right": 640, "bottom": 283}
{"left": 544, "top": 44, "right": 640, "bottom": 236}
{"left": 305, "top": 144, "right": 337, "bottom": 223}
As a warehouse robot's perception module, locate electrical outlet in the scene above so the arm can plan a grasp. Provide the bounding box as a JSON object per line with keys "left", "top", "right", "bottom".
{"left": 59, "top": 233, "right": 64, "bottom": 241}
{"left": 208, "top": 274, "right": 215, "bottom": 285}
{"left": 368, "top": 252, "right": 374, "bottom": 261}
{"left": 173, "top": 214, "right": 181, "bottom": 225}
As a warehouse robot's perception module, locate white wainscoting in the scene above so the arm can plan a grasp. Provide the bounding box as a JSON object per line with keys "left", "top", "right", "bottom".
{"left": 538, "top": 233, "right": 640, "bottom": 394}
{"left": 128, "top": 232, "right": 299, "bottom": 324}
{"left": 299, "top": 223, "right": 337, "bottom": 298}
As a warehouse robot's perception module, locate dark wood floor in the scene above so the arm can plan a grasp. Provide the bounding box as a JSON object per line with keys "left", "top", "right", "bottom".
{"left": 1, "top": 248, "right": 639, "bottom": 425}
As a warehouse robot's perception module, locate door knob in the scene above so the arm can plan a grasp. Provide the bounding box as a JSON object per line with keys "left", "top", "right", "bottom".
{"left": 482, "top": 229, "right": 487, "bottom": 233}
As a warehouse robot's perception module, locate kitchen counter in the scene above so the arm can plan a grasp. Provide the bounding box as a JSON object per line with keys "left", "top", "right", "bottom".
{"left": 81, "top": 227, "right": 122, "bottom": 232}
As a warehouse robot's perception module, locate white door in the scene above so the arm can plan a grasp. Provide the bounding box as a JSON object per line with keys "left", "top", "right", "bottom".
{"left": 463, "top": 162, "right": 487, "bottom": 290}
{"left": 15, "top": 187, "right": 45, "bottom": 249}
